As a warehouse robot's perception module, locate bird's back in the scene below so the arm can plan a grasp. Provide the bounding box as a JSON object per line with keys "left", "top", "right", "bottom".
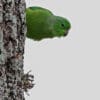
{"left": 26, "top": 7, "right": 54, "bottom": 40}
{"left": 29, "top": 6, "right": 53, "bottom": 14}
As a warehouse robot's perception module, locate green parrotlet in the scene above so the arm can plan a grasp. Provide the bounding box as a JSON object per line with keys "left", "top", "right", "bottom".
{"left": 26, "top": 6, "right": 71, "bottom": 41}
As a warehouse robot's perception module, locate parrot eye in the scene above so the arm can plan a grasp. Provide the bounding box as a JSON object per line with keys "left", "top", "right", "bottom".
{"left": 61, "top": 23, "right": 65, "bottom": 27}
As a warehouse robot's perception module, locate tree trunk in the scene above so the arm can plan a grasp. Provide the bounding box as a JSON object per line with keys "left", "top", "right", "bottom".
{"left": 0, "top": 0, "right": 33, "bottom": 100}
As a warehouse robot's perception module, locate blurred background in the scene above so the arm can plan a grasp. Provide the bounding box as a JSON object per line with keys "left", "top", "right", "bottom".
{"left": 24, "top": 0, "right": 100, "bottom": 100}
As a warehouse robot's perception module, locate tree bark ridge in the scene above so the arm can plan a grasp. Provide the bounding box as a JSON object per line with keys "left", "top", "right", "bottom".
{"left": 0, "top": 0, "right": 28, "bottom": 99}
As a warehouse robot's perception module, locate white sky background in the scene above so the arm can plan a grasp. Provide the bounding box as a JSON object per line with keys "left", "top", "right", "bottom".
{"left": 24, "top": 0, "right": 100, "bottom": 100}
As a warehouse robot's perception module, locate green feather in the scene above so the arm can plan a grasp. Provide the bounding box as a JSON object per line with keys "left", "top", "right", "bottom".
{"left": 26, "top": 6, "right": 71, "bottom": 41}
{"left": 29, "top": 6, "right": 53, "bottom": 15}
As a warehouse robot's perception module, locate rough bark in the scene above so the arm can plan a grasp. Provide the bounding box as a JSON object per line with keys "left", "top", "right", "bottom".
{"left": 0, "top": 0, "right": 34, "bottom": 100}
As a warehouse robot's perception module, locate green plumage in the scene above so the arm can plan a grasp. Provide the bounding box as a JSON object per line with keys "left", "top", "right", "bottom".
{"left": 26, "top": 6, "right": 71, "bottom": 41}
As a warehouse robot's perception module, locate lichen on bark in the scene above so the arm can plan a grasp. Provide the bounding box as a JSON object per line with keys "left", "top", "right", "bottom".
{"left": 0, "top": 0, "right": 34, "bottom": 99}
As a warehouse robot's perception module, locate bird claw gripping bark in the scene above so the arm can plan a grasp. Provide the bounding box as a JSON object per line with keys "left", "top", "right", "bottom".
{"left": 20, "top": 70, "right": 35, "bottom": 95}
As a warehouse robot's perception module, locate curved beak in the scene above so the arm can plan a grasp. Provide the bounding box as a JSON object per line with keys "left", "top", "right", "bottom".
{"left": 64, "top": 30, "right": 69, "bottom": 36}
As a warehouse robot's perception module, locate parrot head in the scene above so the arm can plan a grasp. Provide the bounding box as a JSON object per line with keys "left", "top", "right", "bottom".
{"left": 52, "top": 16, "right": 71, "bottom": 37}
